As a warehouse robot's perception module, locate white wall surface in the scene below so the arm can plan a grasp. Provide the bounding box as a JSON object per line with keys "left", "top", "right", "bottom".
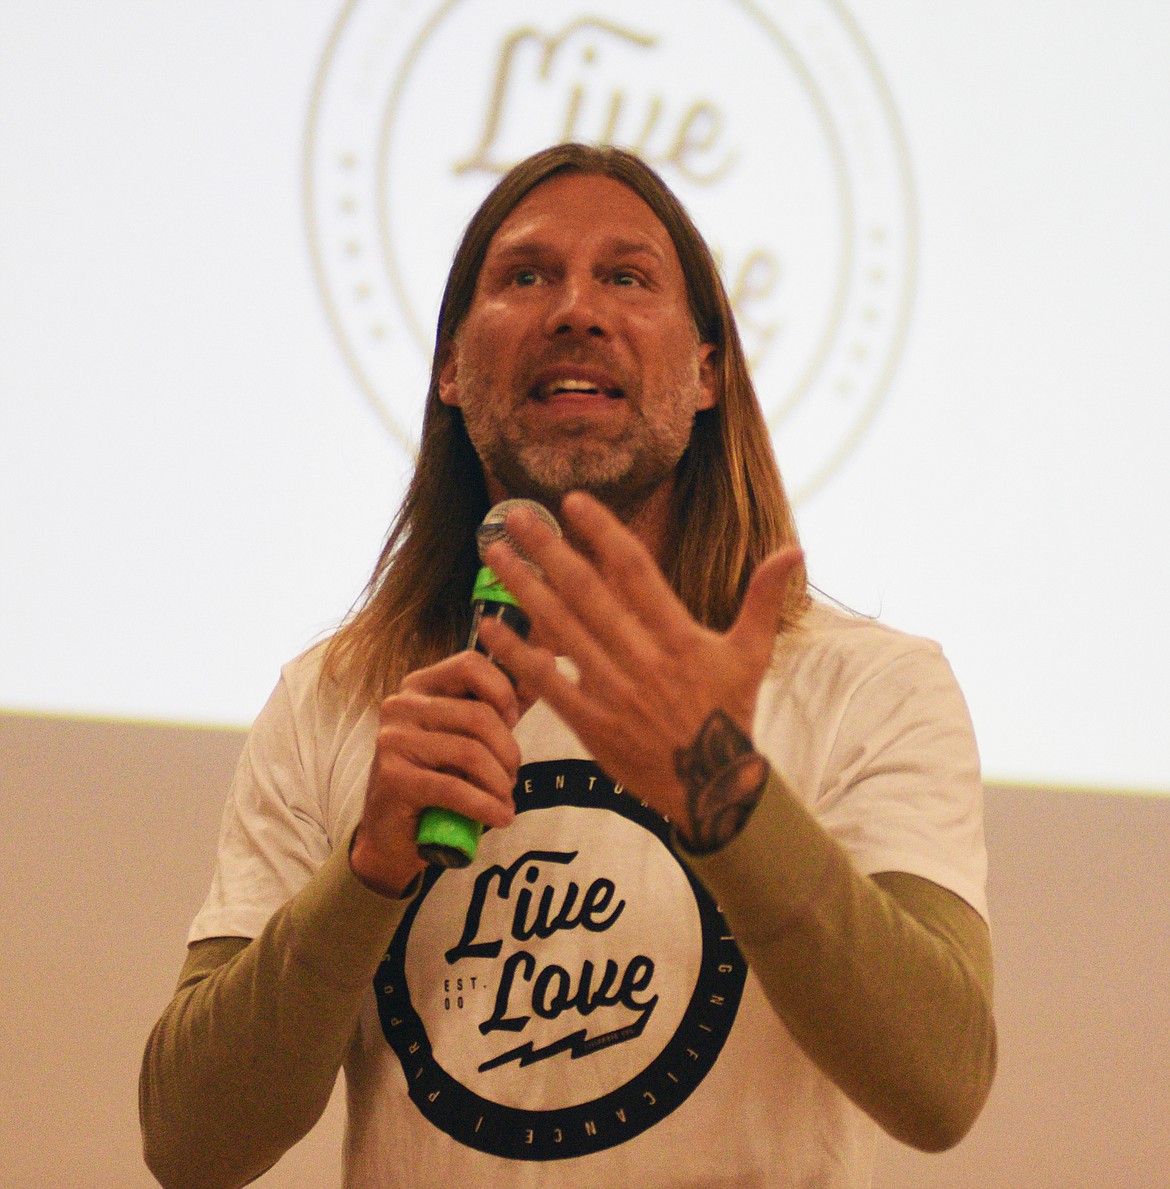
{"left": 2, "top": 714, "right": 1167, "bottom": 1187}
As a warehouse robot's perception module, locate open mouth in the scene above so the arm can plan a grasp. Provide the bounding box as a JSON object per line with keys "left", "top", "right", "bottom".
{"left": 532, "top": 376, "right": 623, "bottom": 401}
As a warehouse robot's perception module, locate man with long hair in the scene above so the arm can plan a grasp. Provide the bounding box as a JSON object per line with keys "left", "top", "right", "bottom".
{"left": 142, "top": 145, "right": 995, "bottom": 1188}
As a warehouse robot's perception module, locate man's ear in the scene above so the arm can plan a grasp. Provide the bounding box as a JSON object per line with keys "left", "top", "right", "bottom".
{"left": 696, "top": 342, "right": 719, "bottom": 410}
{"left": 437, "top": 343, "right": 460, "bottom": 407}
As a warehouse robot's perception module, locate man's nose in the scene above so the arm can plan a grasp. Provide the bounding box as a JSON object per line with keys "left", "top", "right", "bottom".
{"left": 543, "top": 275, "right": 607, "bottom": 338}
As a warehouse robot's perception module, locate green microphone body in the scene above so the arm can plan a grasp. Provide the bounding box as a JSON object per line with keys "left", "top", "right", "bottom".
{"left": 414, "top": 567, "right": 530, "bottom": 868}
{"left": 414, "top": 499, "right": 559, "bottom": 869}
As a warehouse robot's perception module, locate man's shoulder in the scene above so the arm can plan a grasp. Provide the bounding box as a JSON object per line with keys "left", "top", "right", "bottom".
{"left": 761, "top": 598, "right": 953, "bottom": 718}
{"left": 278, "top": 638, "right": 333, "bottom": 691}
{"left": 269, "top": 637, "right": 371, "bottom": 734}
{"left": 780, "top": 597, "right": 943, "bottom": 669}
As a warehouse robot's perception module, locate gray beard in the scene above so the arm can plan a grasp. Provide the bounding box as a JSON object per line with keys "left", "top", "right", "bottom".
{"left": 470, "top": 415, "right": 693, "bottom": 524}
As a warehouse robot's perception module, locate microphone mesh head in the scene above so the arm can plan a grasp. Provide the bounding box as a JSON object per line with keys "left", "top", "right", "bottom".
{"left": 476, "top": 499, "right": 561, "bottom": 565}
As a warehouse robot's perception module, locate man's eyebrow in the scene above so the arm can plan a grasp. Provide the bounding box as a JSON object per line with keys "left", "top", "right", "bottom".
{"left": 485, "top": 235, "right": 668, "bottom": 266}
{"left": 603, "top": 236, "right": 668, "bottom": 262}
{"left": 483, "top": 239, "right": 555, "bottom": 264}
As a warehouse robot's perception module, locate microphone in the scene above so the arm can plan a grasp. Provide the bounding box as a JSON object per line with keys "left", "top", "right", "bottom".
{"left": 415, "top": 499, "right": 561, "bottom": 868}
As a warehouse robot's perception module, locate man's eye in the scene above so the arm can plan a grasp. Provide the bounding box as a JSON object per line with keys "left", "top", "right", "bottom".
{"left": 612, "top": 270, "right": 640, "bottom": 287}
{"left": 513, "top": 269, "right": 539, "bottom": 286}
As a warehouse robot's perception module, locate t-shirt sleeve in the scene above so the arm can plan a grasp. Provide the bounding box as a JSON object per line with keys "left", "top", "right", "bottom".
{"left": 811, "top": 644, "right": 989, "bottom": 920}
{"left": 188, "top": 667, "right": 334, "bottom": 943}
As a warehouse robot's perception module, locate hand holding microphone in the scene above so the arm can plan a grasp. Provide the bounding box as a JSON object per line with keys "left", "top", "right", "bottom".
{"left": 414, "top": 499, "right": 560, "bottom": 868}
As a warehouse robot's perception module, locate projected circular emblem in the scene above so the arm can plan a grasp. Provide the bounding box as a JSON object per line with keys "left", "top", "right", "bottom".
{"left": 374, "top": 760, "right": 747, "bottom": 1159}
{"left": 306, "top": 0, "right": 915, "bottom": 499}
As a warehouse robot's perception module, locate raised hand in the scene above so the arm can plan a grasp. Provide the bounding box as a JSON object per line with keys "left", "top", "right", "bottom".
{"left": 477, "top": 491, "right": 803, "bottom": 844}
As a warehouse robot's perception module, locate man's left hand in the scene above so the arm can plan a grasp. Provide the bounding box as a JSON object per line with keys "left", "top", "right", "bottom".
{"left": 477, "top": 491, "right": 802, "bottom": 841}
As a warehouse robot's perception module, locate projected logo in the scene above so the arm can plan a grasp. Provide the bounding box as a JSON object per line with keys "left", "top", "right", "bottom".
{"left": 305, "top": 0, "right": 915, "bottom": 500}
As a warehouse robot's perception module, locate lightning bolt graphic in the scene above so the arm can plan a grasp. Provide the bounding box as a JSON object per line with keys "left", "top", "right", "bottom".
{"left": 478, "top": 1009, "right": 654, "bottom": 1073}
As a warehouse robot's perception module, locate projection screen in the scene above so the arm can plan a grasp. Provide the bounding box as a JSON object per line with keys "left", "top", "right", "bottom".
{"left": 2, "top": 0, "right": 1166, "bottom": 796}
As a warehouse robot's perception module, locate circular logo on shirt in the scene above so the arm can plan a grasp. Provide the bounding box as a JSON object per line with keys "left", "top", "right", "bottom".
{"left": 374, "top": 760, "right": 747, "bottom": 1159}
{"left": 305, "top": 0, "right": 915, "bottom": 500}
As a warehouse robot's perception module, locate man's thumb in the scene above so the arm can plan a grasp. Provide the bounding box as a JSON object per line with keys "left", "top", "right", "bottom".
{"left": 727, "top": 548, "right": 804, "bottom": 657}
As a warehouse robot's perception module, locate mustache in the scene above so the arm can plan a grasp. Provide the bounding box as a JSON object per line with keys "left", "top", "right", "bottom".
{"left": 519, "top": 344, "right": 629, "bottom": 396}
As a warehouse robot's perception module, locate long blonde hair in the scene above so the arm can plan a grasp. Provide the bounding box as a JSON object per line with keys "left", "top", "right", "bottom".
{"left": 324, "top": 144, "right": 807, "bottom": 702}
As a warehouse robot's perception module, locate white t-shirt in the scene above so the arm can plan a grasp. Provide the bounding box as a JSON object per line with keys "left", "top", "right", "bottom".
{"left": 191, "top": 600, "right": 987, "bottom": 1188}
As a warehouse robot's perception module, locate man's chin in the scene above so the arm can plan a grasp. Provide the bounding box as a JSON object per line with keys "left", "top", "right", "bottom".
{"left": 486, "top": 447, "right": 619, "bottom": 504}
{"left": 498, "top": 469, "right": 675, "bottom": 525}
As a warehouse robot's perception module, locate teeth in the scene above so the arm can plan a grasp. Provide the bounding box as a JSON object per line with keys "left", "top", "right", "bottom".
{"left": 542, "top": 378, "right": 601, "bottom": 396}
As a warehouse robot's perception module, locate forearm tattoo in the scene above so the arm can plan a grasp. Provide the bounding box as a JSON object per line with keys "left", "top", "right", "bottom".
{"left": 673, "top": 710, "right": 768, "bottom": 854}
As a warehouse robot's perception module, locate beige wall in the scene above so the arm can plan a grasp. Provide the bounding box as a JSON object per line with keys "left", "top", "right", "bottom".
{"left": 2, "top": 713, "right": 1166, "bottom": 1187}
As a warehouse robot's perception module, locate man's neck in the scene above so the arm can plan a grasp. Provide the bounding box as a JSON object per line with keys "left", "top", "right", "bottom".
{"left": 618, "top": 479, "right": 675, "bottom": 570}
{"left": 482, "top": 473, "right": 676, "bottom": 571}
